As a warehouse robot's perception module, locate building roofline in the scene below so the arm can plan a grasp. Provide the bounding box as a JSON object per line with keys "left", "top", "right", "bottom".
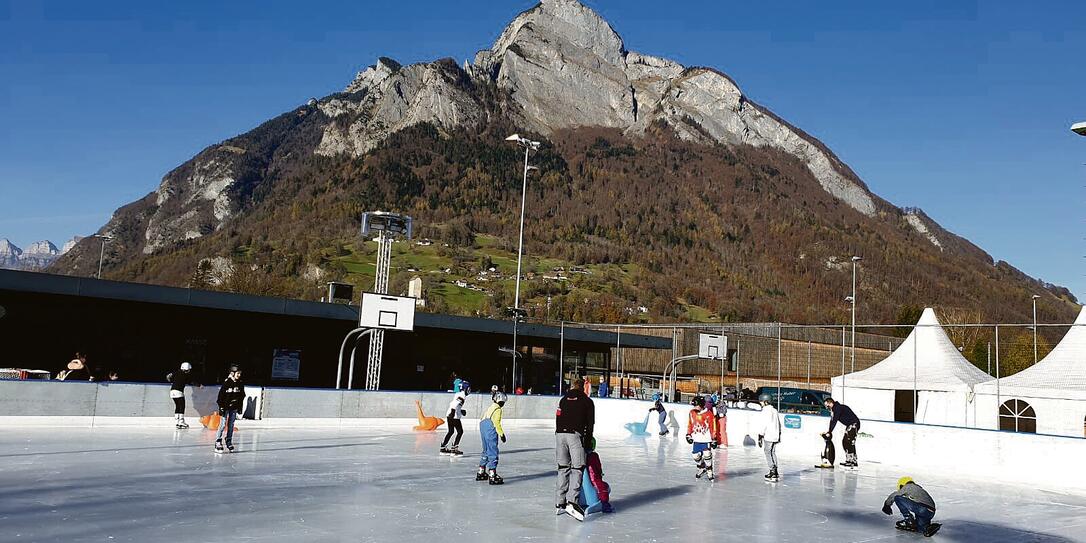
{"left": 0, "top": 269, "right": 670, "bottom": 349}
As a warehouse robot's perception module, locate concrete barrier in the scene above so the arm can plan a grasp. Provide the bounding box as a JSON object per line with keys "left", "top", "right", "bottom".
{"left": 2, "top": 380, "right": 1083, "bottom": 493}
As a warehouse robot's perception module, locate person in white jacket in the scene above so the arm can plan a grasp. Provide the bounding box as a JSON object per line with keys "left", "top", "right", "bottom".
{"left": 757, "top": 399, "right": 782, "bottom": 482}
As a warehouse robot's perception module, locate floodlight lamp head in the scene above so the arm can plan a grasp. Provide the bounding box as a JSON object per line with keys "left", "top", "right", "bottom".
{"left": 845, "top": 296, "right": 854, "bottom": 303}
{"left": 1032, "top": 294, "right": 1041, "bottom": 300}
{"left": 1072, "top": 122, "right": 1086, "bottom": 136}
{"left": 361, "top": 211, "right": 413, "bottom": 240}
{"left": 851, "top": 256, "right": 862, "bottom": 262}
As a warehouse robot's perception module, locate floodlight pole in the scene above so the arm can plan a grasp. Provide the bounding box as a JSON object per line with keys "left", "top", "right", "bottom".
{"left": 1031, "top": 294, "right": 1040, "bottom": 364}
{"left": 506, "top": 134, "right": 540, "bottom": 392}
{"left": 95, "top": 235, "right": 112, "bottom": 279}
{"left": 850, "top": 256, "right": 861, "bottom": 374}
{"left": 365, "top": 229, "right": 393, "bottom": 391}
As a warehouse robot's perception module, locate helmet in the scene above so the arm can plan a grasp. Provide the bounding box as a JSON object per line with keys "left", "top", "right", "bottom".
{"left": 690, "top": 395, "right": 705, "bottom": 408}
{"left": 460, "top": 380, "right": 470, "bottom": 393}
{"left": 180, "top": 362, "right": 192, "bottom": 371}
{"left": 590, "top": 437, "right": 597, "bottom": 451}
{"left": 493, "top": 391, "right": 508, "bottom": 405}
{"left": 227, "top": 364, "right": 241, "bottom": 374}
{"left": 898, "top": 476, "right": 914, "bottom": 489}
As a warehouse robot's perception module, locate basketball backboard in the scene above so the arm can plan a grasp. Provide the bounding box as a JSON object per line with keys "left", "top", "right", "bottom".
{"left": 698, "top": 333, "right": 727, "bottom": 360}
{"left": 360, "top": 292, "right": 416, "bottom": 331}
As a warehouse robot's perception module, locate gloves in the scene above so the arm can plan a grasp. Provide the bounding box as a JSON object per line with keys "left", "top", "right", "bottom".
{"left": 882, "top": 504, "right": 892, "bottom": 516}
{"left": 757, "top": 435, "right": 764, "bottom": 448}
{"left": 710, "top": 440, "right": 718, "bottom": 449}
{"left": 685, "top": 435, "right": 694, "bottom": 444}
{"left": 460, "top": 409, "right": 467, "bottom": 416}
{"left": 821, "top": 432, "right": 832, "bottom": 439}
{"left": 500, "top": 434, "right": 507, "bottom": 443}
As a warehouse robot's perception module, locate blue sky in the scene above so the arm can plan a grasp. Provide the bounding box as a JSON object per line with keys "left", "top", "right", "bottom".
{"left": 1, "top": 0, "right": 1084, "bottom": 299}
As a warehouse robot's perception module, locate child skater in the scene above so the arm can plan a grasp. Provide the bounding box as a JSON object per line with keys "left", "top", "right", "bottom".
{"left": 685, "top": 395, "right": 719, "bottom": 480}
{"left": 166, "top": 362, "right": 198, "bottom": 429}
{"left": 441, "top": 381, "right": 469, "bottom": 456}
{"left": 649, "top": 394, "right": 668, "bottom": 436}
{"left": 584, "top": 438, "right": 613, "bottom": 513}
{"left": 476, "top": 391, "right": 507, "bottom": 485}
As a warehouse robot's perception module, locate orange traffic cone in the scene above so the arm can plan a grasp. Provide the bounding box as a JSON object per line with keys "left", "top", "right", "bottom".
{"left": 413, "top": 400, "right": 444, "bottom": 431}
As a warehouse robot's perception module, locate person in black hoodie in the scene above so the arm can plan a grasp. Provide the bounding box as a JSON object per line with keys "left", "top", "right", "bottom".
{"left": 555, "top": 378, "right": 595, "bottom": 521}
{"left": 214, "top": 365, "right": 245, "bottom": 454}
{"left": 824, "top": 397, "right": 861, "bottom": 467}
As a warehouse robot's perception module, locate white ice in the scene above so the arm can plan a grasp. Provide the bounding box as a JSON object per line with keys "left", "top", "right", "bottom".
{"left": 1, "top": 421, "right": 1084, "bottom": 542}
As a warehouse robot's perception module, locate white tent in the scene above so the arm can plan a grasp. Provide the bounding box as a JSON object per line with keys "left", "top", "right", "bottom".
{"left": 831, "top": 308, "right": 991, "bottom": 427}
{"left": 974, "top": 307, "right": 1086, "bottom": 438}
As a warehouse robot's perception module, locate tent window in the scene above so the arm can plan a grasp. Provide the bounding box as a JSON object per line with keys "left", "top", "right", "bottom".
{"left": 999, "top": 399, "right": 1036, "bottom": 433}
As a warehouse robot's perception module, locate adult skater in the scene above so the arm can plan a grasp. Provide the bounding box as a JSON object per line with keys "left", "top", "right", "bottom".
{"left": 824, "top": 397, "right": 861, "bottom": 467}
{"left": 213, "top": 365, "right": 245, "bottom": 454}
{"left": 166, "top": 362, "right": 199, "bottom": 429}
{"left": 685, "top": 395, "right": 718, "bottom": 480}
{"left": 475, "top": 391, "right": 507, "bottom": 485}
{"left": 556, "top": 378, "right": 595, "bottom": 521}
{"left": 882, "top": 477, "right": 940, "bottom": 537}
{"left": 649, "top": 396, "right": 668, "bottom": 436}
{"left": 757, "top": 398, "right": 782, "bottom": 482}
{"left": 441, "top": 381, "right": 470, "bottom": 455}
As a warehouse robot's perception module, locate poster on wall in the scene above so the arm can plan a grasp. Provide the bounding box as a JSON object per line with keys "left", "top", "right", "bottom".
{"left": 271, "top": 349, "right": 301, "bottom": 381}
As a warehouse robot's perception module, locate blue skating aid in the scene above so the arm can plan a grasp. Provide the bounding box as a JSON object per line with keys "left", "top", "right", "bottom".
{"left": 577, "top": 470, "right": 605, "bottom": 516}
{"left": 624, "top": 413, "right": 651, "bottom": 436}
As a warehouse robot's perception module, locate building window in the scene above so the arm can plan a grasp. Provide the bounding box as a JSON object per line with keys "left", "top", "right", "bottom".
{"left": 998, "top": 399, "right": 1036, "bottom": 433}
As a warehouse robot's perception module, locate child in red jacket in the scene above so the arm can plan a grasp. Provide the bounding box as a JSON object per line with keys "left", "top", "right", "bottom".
{"left": 585, "top": 438, "right": 613, "bottom": 513}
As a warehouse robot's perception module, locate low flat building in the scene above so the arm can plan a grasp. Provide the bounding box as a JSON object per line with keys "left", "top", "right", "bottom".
{"left": 0, "top": 270, "right": 668, "bottom": 395}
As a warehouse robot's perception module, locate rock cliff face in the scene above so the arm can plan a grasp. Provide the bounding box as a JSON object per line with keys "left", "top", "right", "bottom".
{"left": 314, "top": 0, "right": 877, "bottom": 216}
{"left": 74, "top": 0, "right": 889, "bottom": 257}
{"left": 47, "top": 0, "right": 1076, "bottom": 321}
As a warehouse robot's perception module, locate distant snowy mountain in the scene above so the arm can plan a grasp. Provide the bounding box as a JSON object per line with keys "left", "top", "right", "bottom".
{"left": 0, "top": 237, "right": 78, "bottom": 270}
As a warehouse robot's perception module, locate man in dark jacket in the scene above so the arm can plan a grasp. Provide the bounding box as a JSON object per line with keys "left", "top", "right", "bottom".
{"left": 824, "top": 397, "right": 861, "bottom": 467}
{"left": 214, "top": 365, "right": 245, "bottom": 454}
{"left": 883, "top": 476, "right": 939, "bottom": 536}
{"left": 555, "top": 378, "right": 595, "bottom": 521}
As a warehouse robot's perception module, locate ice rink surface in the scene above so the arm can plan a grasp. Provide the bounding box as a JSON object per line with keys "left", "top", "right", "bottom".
{"left": 2, "top": 421, "right": 1084, "bottom": 542}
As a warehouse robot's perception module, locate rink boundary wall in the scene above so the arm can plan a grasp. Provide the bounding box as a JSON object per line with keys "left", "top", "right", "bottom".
{"left": 2, "top": 381, "right": 1084, "bottom": 494}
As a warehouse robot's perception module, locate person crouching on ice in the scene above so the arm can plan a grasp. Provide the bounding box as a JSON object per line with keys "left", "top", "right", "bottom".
{"left": 476, "top": 391, "right": 507, "bottom": 485}
{"left": 585, "top": 438, "right": 613, "bottom": 513}
{"left": 685, "top": 395, "right": 718, "bottom": 480}
{"left": 883, "top": 477, "right": 939, "bottom": 536}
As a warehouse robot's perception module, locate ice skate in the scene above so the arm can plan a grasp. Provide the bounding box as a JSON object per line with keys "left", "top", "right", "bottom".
{"left": 556, "top": 503, "right": 567, "bottom": 516}
{"left": 226, "top": 444, "right": 236, "bottom": 453}
{"left": 440, "top": 447, "right": 451, "bottom": 455}
{"left": 564, "top": 502, "right": 585, "bottom": 522}
{"left": 923, "top": 523, "right": 942, "bottom": 537}
{"left": 896, "top": 519, "right": 918, "bottom": 532}
{"left": 176, "top": 420, "right": 189, "bottom": 429}
{"left": 475, "top": 468, "right": 488, "bottom": 481}
{"left": 487, "top": 470, "right": 504, "bottom": 485}
{"left": 763, "top": 469, "right": 780, "bottom": 483}
{"left": 213, "top": 441, "right": 225, "bottom": 454}
{"left": 449, "top": 446, "right": 463, "bottom": 456}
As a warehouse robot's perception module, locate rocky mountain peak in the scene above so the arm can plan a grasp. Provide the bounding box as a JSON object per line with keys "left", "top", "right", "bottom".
{"left": 0, "top": 239, "right": 21, "bottom": 257}
{"left": 24, "top": 240, "right": 60, "bottom": 256}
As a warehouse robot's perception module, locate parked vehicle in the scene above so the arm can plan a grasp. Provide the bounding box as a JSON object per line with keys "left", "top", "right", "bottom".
{"left": 755, "top": 387, "right": 831, "bottom": 415}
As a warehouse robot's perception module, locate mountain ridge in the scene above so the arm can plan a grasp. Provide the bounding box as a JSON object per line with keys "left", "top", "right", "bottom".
{"left": 49, "top": 0, "right": 1078, "bottom": 328}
